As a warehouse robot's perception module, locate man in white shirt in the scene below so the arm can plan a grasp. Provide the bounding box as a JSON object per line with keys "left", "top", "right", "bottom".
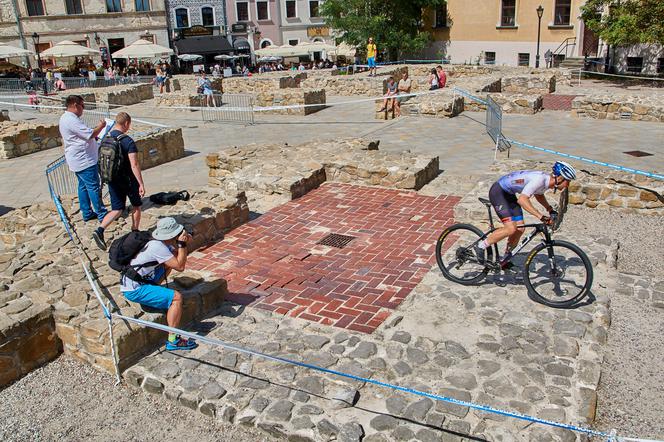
{"left": 59, "top": 95, "right": 108, "bottom": 222}
{"left": 121, "top": 217, "right": 197, "bottom": 351}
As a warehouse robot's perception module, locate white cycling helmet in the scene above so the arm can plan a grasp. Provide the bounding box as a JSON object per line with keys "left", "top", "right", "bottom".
{"left": 552, "top": 161, "right": 576, "bottom": 181}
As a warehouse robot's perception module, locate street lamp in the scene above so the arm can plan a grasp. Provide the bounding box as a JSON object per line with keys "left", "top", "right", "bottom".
{"left": 535, "top": 5, "right": 544, "bottom": 68}
{"left": 31, "top": 32, "right": 48, "bottom": 94}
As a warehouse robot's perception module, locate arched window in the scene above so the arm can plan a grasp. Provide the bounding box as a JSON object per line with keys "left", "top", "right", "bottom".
{"left": 175, "top": 8, "right": 189, "bottom": 28}
{"left": 201, "top": 6, "right": 214, "bottom": 26}
{"left": 260, "top": 39, "right": 273, "bottom": 49}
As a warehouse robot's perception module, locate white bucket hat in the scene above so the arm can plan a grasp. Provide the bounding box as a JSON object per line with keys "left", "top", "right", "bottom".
{"left": 152, "top": 217, "right": 184, "bottom": 241}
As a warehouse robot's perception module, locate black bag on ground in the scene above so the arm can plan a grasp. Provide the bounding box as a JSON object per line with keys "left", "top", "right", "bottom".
{"left": 98, "top": 133, "right": 127, "bottom": 184}
{"left": 149, "top": 190, "right": 190, "bottom": 205}
{"left": 108, "top": 231, "right": 157, "bottom": 284}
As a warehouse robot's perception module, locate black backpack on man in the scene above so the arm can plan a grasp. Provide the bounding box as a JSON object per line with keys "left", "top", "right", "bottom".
{"left": 108, "top": 231, "right": 157, "bottom": 284}
{"left": 98, "top": 133, "right": 128, "bottom": 184}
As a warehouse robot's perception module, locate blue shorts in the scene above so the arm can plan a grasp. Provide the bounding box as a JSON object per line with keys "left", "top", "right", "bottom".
{"left": 367, "top": 57, "right": 376, "bottom": 68}
{"left": 122, "top": 267, "right": 174, "bottom": 310}
{"left": 123, "top": 284, "right": 175, "bottom": 310}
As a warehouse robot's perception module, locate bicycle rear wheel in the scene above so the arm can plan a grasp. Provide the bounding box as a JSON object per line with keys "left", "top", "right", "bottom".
{"left": 524, "top": 240, "right": 593, "bottom": 308}
{"left": 436, "top": 224, "right": 492, "bottom": 285}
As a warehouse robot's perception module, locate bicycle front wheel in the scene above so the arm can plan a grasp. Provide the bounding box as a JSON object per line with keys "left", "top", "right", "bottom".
{"left": 436, "top": 224, "right": 492, "bottom": 285}
{"left": 524, "top": 240, "right": 593, "bottom": 308}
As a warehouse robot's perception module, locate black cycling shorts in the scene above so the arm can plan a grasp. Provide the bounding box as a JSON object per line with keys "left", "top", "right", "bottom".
{"left": 488, "top": 182, "right": 523, "bottom": 222}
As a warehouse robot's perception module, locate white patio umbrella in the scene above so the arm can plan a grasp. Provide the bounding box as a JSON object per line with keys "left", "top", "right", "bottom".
{"left": 40, "top": 40, "right": 99, "bottom": 58}
{"left": 0, "top": 42, "right": 33, "bottom": 58}
{"left": 178, "top": 54, "right": 203, "bottom": 62}
{"left": 111, "top": 39, "right": 173, "bottom": 59}
{"left": 255, "top": 44, "right": 302, "bottom": 57}
{"left": 214, "top": 54, "right": 235, "bottom": 60}
{"left": 296, "top": 41, "right": 336, "bottom": 52}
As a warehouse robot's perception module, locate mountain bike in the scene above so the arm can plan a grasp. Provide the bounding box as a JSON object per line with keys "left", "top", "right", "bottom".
{"left": 435, "top": 190, "right": 593, "bottom": 308}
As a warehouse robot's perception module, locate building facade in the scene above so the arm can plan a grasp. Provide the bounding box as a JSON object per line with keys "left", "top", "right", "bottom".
{"left": 424, "top": 0, "right": 592, "bottom": 67}
{"left": 278, "top": 0, "right": 334, "bottom": 53}
{"left": 225, "top": 0, "right": 282, "bottom": 59}
{"left": 0, "top": 0, "right": 169, "bottom": 68}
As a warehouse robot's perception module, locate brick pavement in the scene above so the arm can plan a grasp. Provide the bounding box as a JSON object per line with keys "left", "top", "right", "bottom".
{"left": 189, "top": 183, "right": 459, "bottom": 333}
{"left": 542, "top": 94, "right": 578, "bottom": 111}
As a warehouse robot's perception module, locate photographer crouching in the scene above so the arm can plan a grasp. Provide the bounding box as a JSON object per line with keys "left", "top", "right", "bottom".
{"left": 118, "top": 217, "right": 198, "bottom": 351}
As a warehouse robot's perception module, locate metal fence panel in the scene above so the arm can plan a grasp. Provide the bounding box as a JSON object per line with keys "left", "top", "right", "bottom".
{"left": 81, "top": 106, "right": 111, "bottom": 128}
{"left": 200, "top": 93, "right": 254, "bottom": 124}
{"left": 46, "top": 155, "right": 78, "bottom": 197}
{"left": 485, "top": 95, "right": 502, "bottom": 144}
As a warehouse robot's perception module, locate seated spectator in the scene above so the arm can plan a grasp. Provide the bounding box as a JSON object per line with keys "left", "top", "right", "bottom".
{"left": 197, "top": 72, "right": 215, "bottom": 107}
{"left": 395, "top": 71, "right": 412, "bottom": 117}
{"left": 428, "top": 68, "right": 440, "bottom": 90}
{"left": 92, "top": 112, "right": 146, "bottom": 250}
{"left": 120, "top": 217, "right": 198, "bottom": 351}
{"left": 436, "top": 65, "right": 447, "bottom": 88}
{"left": 378, "top": 76, "right": 398, "bottom": 112}
{"left": 54, "top": 77, "right": 67, "bottom": 91}
{"left": 298, "top": 63, "right": 306, "bottom": 71}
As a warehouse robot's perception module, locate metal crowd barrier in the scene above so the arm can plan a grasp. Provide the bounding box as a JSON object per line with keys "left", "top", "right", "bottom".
{"left": 485, "top": 95, "right": 511, "bottom": 158}
{"left": 45, "top": 155, "right": 78, "bottom": 197}
{"left": 80, "top": 105, "right": 111, "bottom": 128}
{"left": 200, "top": 93, "right": 254, "bottom": 124}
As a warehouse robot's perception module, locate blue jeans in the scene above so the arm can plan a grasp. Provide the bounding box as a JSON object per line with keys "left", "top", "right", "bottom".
{"left": 75, "top": 165, "right": 107, "bottom": 221}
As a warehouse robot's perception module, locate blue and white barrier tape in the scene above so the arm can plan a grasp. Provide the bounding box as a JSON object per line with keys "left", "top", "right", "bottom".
{"left": 507, "top": 139, "right": 664, "bottom": 181}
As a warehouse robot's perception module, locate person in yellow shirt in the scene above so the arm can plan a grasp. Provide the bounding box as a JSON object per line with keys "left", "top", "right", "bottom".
{"left": 366, "top": 37, "right": 377, "bottom": 77}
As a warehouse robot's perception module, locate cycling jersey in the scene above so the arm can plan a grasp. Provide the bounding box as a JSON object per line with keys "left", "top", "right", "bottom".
{"left": 498, "top": 170, "right": 550, "bottom": 196}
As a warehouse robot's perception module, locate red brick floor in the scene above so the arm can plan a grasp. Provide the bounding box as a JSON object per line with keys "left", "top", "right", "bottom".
{"left": 542, "top": 94, "right": 578, "bottom": 111}
{"left": 189, "top": 183, "right": 459, "bottom": 333}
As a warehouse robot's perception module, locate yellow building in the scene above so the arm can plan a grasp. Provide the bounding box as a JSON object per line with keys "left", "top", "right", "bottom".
{"left": 423, "top": 0, "right": 597, "bottom": 67}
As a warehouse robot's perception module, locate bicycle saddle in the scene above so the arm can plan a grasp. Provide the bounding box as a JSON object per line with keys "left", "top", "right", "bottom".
{"left": 478, "top": 197, "right": 491, "bottom": 207}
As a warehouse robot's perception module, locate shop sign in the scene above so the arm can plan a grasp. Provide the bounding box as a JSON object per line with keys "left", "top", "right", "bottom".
{"left": 307, "top": 27, "right": 330, "bottom": 37}
{"left": 232, "top": 23, "right": 247, "bottom": 33}
{"left": 183, "top": 26, "right": 213, "bottom": 37}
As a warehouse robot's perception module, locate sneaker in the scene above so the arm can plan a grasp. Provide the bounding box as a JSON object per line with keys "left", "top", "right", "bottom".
{"left": 166, "top": 337, "right": 198, "bottom": 351}
{"left": 92, "top": 229, "right": 107, "bottom": 251}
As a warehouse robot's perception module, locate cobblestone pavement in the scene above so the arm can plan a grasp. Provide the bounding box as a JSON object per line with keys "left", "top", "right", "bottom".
{"left": 126, "top": 225, "right": 618, "bottom": 441}
{"left": 1, "top": 94, "right": 662, "bottom": 211}
{"left": 189, "top": 183, "right": 459, "bottom": 333}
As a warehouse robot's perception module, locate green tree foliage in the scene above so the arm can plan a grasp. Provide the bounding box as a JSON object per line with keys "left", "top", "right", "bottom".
{"left": 581, "top": 0, "right": 664, "bottom": 46}
{"left": 320, "top": 0, "right": 446, "bottom": 60}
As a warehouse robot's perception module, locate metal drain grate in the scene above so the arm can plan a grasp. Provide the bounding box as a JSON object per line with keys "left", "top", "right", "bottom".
{"left": 317, "top": 233, "right": 356, "bottom": 249}
{"left": 624, "top": 150, "right": 654, "bottom": 157}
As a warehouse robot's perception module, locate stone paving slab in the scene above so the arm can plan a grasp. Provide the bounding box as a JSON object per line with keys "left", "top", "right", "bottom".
{"left": 189, "top": 183, "right": 459, "bottom": 333}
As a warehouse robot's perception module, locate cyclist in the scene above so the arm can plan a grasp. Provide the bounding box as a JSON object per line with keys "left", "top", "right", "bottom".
{"left": 477, "top": 161, "right": 577, "bottom": 268}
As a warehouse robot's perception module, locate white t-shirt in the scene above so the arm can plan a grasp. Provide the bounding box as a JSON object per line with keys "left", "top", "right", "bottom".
{"left": 120, "top": 240, "right": 175, "bottom": 292}
{"left": 498, "top": 170, "right": 551, "bottom": 196}
{"left": 59, "top": 111, "right": 97, "bottom": 173}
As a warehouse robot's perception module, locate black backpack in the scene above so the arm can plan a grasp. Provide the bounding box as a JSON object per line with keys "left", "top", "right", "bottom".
{"left": 108, "top": 231, "right": 158, "bottom": 284}
{"left": 98, "top": 133, "right": 127, "bottom": 184}
{"left": 149, "top": 190, "right": 190, "bottom": 205}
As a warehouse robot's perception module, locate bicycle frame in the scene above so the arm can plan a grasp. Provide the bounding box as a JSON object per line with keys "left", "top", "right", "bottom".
{"left": 474, "top": 203, "right": 555, "bottom": 271}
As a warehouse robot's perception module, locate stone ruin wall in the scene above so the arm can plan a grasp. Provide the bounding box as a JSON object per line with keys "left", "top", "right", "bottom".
{"left": 64, "top": 83, "right": 154, "bottom": 106}
{"left": 0, "top": 121, "right": 62, "bottom": 159}
{"left": 571, "top": 94, "right": 664, "bottom": 123}
{"left": 255, "top": 89, "right": 326, "bottom": 115}
{"left": 134, "top": 128, "right": 185, "bottom": 169}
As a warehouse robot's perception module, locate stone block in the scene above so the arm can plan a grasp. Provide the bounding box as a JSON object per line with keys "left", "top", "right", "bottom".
{"left": 0, "top": 121, "right": 62, "bottom": 159}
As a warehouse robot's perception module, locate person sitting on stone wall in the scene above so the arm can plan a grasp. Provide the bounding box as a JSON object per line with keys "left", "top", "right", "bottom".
{"left": 121, "top": 217, "right": 198, "bottom": 351}
{"left": 395, "top": 71, "right": 413, "bottom": 117}
{"left": 436, "top": 65, "right": 447, "bottom": 89}
{"left": 378, "top": 76, "right": 398, "bottom": 112}
{"left": 92, "top": 112, "right": 146, "bottom": 251}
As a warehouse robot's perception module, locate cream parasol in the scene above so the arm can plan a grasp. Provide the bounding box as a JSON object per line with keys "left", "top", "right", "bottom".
{"left": 40, "top": 40, "right": 99, "bottom": 58}
{"left": 111, "top": 39, "right": 173, "bottom": 59}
